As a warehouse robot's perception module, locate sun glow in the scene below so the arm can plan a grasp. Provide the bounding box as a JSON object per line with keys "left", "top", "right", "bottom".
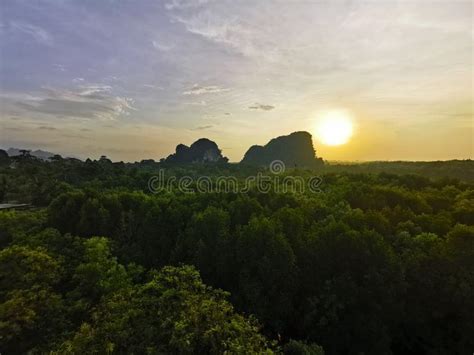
{"left": 314, "top": 110, "right": 354, "bottom": 146}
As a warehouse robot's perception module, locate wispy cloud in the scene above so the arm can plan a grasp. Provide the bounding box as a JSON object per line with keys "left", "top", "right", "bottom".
{"left": 152, "top": 40, "right": 174, "bottom": 51}
{"left": 143, "top": 84, "right": 164, "bottom": 90}
{"left": 169, "top": 8, "right": 280, "bottom": 62}
{"left": 248, "top": 103, "right": 275, "bottom": 111}
{"left": 38, "top": 126, "right": 57, "bottom": 131}
{"left": 183, "top": 84, "right": 229, "bottom": 95}
{"left": 185, "top": 100, "right": 207, "bottom": 106}
{"left": 53, "top": 64, "right": 66, "bottom": 72}
{"left": 3, "top": 126, "right": 23, "bottom": 132}
{"left": 192, "top": 124, "right": 213, "bottom": 130}
{"left": 165, "top": 0, "right": 209, "bottom": 11}
{"left": 10, "top": 21, "right": 53, "bottom": 46}
{"left": 105, "top": 76, "right": 120, "bottom": 82}
{"left": 13, "top": 85, "right": 135, "bottom": 120}
{"left": 76, "top": 84, "right": 113, "bottom": 97}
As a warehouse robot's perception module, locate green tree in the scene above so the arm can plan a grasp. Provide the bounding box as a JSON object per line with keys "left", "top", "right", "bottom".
{"left": 70, "top": 237, "right": 131, "bottom": 307}
{"left": 300, "top": 222, "right": 404, "bottom": 354}
{"left": 283, "top": 339, "right": 324, "bottom": 355}
{"left": 0, "top": 245, "right": 66, "bottom": 353}
{"left": 235, "top": 217, "right": 297, "bottom": 334}
{"left": 59, "top": 265, "right": 275, "bottom": 354}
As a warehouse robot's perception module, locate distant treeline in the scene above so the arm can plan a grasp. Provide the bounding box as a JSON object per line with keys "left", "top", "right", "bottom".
{"left": 323, "top": 160, "right": 474, "bottom": 182}
{"left": 0, "top": 155, "right": 473, "bottom": 205}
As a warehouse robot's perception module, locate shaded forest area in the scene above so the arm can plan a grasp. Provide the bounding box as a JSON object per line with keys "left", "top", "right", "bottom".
{"left": 0, "top": 156, "right": 473, "bottom": 354}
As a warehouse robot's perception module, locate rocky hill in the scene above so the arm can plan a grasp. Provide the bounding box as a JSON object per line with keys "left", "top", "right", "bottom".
{"left": 241, "top": 131, "right": 323, "bottom": 168}
{"left": 165, "top": 138, "right": 228, "bottom": 164}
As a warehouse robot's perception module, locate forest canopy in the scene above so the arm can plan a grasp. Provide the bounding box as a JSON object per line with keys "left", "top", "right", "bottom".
{"left": 0, "top": 156, "right": 473, "bottom": 354}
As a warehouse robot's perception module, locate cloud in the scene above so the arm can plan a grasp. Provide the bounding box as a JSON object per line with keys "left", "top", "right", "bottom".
{"left": 143, "top": 84, "right": 164, "bottom": 90}
{"left": 185, "top": 100, "right": 207, "bottom": 106}
{"left": 105, "top": 76, "right": 120, "bottom": 82}
{"left": 10, "top": 21, "right": 53, "bottom": 46}
{"left": 53, "top": 64, "right": 66, "bottom": 72}
{"left": 77, "top": 84, "right": 113, "bottom": 97}
{"left": 14, "top": 85, "right": 135, "bottom": 120}
{"left": 72, "top": 78, "right": 85, "bottom": 83}
{"left": 38, "top": 126, "right": 57, "bottom": 131}
{"left": 4, "top": 126, "right": 23, "bottom": 131}
{"left": 192, "top": 125, "right": 213, "bottom": 130}
{"left": 183, "top": 84, "right": 229, "bottom": 95}
{"left": 152, "top": 40, "right": 173, "bottom": 51}
{"left": 170, "top": 8, "right": 280, "bottom": 61}
{"left": 165, "top": 0, "right": 209, "bottom": 11}
{"left": 248, "top": 103, "right": 275, "bottom": 111}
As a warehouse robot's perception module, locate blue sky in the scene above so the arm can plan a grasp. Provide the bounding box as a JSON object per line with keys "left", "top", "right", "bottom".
{"left": 0, "top": 0, "right": 472, "bottom": 161}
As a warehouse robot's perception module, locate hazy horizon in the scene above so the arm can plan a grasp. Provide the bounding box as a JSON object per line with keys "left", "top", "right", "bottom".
{"left": 1, "top": 0, "right": 472, "bottom": 162}
{"left": 2, "top": 141, "right": 473, "bottom": 164}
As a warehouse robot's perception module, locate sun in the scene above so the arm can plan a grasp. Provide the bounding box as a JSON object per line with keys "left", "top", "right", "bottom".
{"left": 314, "top": 110, "right": 354, "bottom": 146}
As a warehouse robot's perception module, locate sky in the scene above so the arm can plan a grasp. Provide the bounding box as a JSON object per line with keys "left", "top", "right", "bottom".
{"left": 0, "top": 0, "right": 472, "bottom": 162}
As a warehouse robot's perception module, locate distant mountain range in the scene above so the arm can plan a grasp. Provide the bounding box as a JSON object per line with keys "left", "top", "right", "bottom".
{"left": 6, "top": 148, "right": 56, "bottom": 160}
{"left": 4, "top": 131, "right": 324, "bottom": 165}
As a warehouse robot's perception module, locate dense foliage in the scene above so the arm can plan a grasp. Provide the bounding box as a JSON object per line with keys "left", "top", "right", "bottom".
{"left": 0, "top": 156, "right": 473, "bottom": 354}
